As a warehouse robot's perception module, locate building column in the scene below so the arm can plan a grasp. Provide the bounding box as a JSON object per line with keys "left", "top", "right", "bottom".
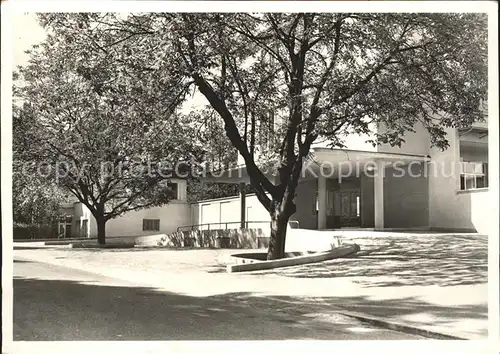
{"left": 374, "top": 160, "right": 385, "bottom": 230}
{"left": 317, "top": 175, "right": 327, "bottom": 229}
{"left": 239, "top": 182, "right": 246, "bottom": 228}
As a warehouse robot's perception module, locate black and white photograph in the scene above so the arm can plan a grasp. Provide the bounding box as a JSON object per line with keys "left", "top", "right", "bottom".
{"left": 1, "top": 1, "right": 498, "bottom": 353}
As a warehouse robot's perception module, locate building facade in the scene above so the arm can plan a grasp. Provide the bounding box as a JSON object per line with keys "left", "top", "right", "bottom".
{"left": 201, "top": 117, "right": 489, "bottom": 235}
{"left": 57, "top": 178, "right": 192, "bottom": 239}
{"left": 59, "top": 118, "right": 489, "bottom": 239}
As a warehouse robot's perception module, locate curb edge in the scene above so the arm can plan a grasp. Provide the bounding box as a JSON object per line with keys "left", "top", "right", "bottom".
{"left": 336, "top": 310, "right": 467, "bottom": 340}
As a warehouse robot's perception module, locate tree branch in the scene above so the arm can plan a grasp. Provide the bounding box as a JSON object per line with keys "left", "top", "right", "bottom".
{"left": 181, "top": 20, "right": 277, "bottom": 205}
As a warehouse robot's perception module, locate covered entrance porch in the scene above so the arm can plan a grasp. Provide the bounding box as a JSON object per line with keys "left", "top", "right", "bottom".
{"left": 311, "top": 148, "right": 430, "bottom": 230}
{"left": 201, "top": 148, "right": 430, "bottom": 231}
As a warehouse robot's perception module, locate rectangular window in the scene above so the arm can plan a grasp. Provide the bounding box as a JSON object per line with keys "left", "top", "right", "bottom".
{"left": 168, "top": 182, "right": 178, "bottom": 200}
{"left": 476, "top": 176, "right": 486, "bottom": 188}
{"left": 460, "top": 162, "right": 488, "bottom": 191}
{"left": 143, "top": 219, "right": 160, "bottom": 231}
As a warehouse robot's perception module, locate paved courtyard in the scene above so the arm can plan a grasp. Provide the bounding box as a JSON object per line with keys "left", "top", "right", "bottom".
{"left": 13, "top": 244, "right": 253, "bottom": 273}
{"left": 13, "top": 233, "right": 488, "bottom": 339}
{"left": 247, "top": 234, "right": 488, "bottom": 287}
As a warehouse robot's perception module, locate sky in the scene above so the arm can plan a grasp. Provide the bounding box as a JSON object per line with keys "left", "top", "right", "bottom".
{"left": 12, "top": 13, "right": 47, "bottom": 69}
{"left": 10, "top": 12, "right": 208, "bottom": 111}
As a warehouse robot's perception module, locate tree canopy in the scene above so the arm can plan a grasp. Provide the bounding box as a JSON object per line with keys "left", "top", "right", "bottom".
{"left": 13, "top": 17, "right": 202, "bottom": 243}
{"left": 23, "top": 12, "right": 487, "bottom": 256}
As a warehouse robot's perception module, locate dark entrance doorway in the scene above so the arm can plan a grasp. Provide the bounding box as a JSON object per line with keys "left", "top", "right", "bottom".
{"left": 333, "top": 189, "right": 361, "bottom": 227}
{"left": 324, "top": 177, "right": 362, "bottom": 228}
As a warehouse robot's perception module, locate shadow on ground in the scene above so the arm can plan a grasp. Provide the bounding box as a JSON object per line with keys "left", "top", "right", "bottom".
{"left": 13, "top": 259, "right": 35, "bottom": 264}
{"left": 246, "top": 235, "right": 487, "bottom": 287}
{"left": 13, "top": 276, "right": 485, "bottom": 341}
{"left": 55, "top": 247, "right": 224, "bottom": 253}
{"left": 13, "top": 246, "right": 59, "bottom": 251}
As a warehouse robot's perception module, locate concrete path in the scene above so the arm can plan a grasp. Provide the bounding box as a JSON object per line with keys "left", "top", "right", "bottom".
{"left": 12, "top": 233, "right": 487, "bottom": 340}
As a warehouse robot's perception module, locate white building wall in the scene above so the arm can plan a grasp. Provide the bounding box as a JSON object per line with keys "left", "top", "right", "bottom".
{"left": 73, "top": 202, "right": 92, "bottom": 237}
{"left": 104, "top": 178, "right": 191, "bottom": 237}
{"left": 289, "top": 178, "right": 317, "bottom": 229}
{"left": 455, "top": 190, "right": 489, "bottom": 234}
{"left": 105, "top": 202, "right": 192, "bottom": 237}
{"left": 426, "top": 104, "right": 489, "bottom": 233}
{"left": 313, "top": 120, "right": 431, "bottom": 155}
{"left": 312, "top": 122, "right": 378, "bottom": 152}
{"left": 191, "top": 203, "right": 200, "bottom": 226}
{"left": 427, "top": 126, "right": 489, "bottom": 233}
{"left": 82, "top": 178, "right": 191, "bottom": 238}
{"left": 378, "top": 121, "right": 431, "bottom": 156}
{"left": 194, "top": 194, "right": 271, "bottom": 231}
{"left": 384, "top": 163, "right": 429, "bottom": 228}
{"left": 428, "top": 126, "right": 461, "bottom": 229}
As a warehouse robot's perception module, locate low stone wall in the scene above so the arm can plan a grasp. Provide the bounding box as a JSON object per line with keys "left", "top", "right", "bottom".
{"left": 155, "top": 228, "right": 267, "bottom": 249}
{"left": 133, "top": 234, "right": 168, "bottom": 247}
{"left": 135, "top": 228, "right": 343, "bottom": 251}
{"left": 227, "top": 244, "right": 360, "bottom": 273}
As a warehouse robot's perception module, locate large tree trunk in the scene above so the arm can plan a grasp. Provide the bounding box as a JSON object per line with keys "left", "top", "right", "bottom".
{"left": 96, "top": 217, "right": 106, "bottom": 245}
{"left": 266, "top": 202, "right": 292, "bottom": 260}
